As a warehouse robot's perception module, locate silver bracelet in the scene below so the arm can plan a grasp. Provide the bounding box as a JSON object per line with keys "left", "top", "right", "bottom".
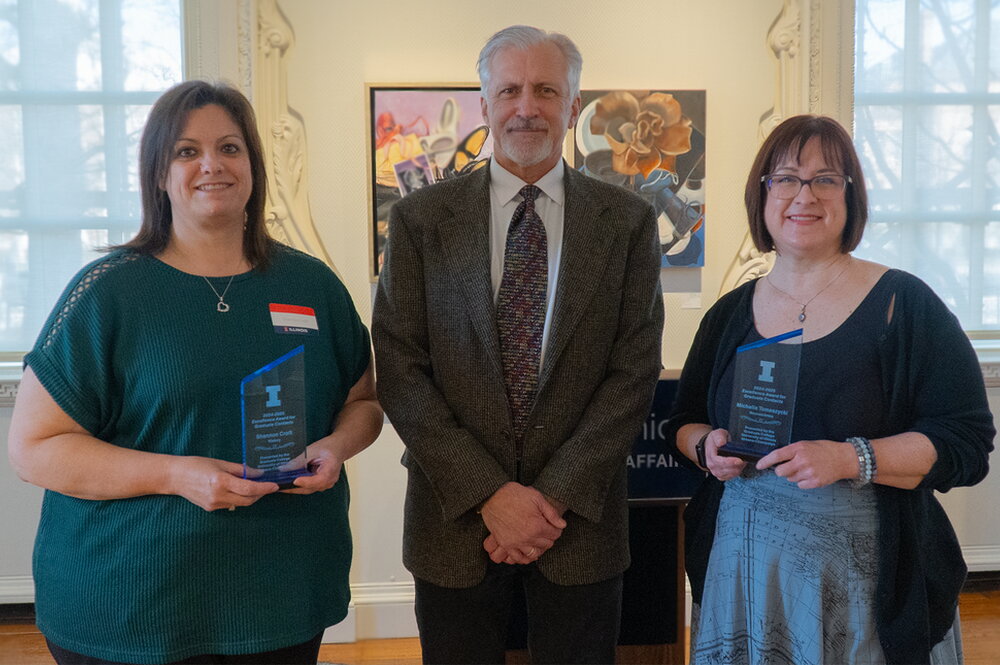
{"left": 848, "top": 436, "right": 876, "bottom": 487}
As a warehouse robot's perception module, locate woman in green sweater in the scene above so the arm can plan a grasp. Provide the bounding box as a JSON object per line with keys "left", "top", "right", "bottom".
{"left": 8, "top": 81, "right": 383, "bottom": 664}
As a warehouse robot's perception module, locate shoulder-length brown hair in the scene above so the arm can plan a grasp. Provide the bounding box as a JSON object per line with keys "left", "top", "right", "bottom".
{"left": 745, "top": 114, "right": 868, "bottom": 254}
{"left": 116, "top": 80, "right": 274, "bottom": 268}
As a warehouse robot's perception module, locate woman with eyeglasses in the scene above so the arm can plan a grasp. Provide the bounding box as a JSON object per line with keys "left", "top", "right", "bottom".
{"left": 666, "top": 115, "right": 993, "bottom": 665}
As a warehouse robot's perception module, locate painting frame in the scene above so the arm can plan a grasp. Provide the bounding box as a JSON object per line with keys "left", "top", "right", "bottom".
{"left": 366, "top": 85, "right": 706, "bottom": 278}
{"left": 570, "top": 89, "right": 706, "bottom": 268}
{"left": 366, "top": 83, "right": 493, "bottom": 281}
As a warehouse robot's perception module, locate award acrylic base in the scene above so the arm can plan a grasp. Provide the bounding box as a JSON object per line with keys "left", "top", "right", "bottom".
{"left": 717, "top": 440, "right": 780, "bottom": 463}
{"left": 241, "top": 345, "right": 313, "bottom": 488}
{"left": 718, "top": 329, "right": 802, "bottom": 463}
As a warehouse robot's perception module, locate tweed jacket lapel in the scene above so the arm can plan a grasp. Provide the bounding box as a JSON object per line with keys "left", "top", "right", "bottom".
{"left": 538, "top": 166, "right": 615, "bottom": 393}
{"left": 437, "top": 167, "right": 504, "bottom": 377}
{"left": 434, "top": 165, "right": 615, "bottom": 395}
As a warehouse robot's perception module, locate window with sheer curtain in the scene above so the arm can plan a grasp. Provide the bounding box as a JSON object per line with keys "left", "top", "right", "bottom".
{"left": 0, "top": 0, "right": 181, "bottom": 357}
{"left": 853, "top": 0, "right": 999, "bottom": 334}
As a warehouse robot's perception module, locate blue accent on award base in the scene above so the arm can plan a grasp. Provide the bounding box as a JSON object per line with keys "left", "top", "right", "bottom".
{"left": 256, "top": 467, "right": 313, "bottom": 487}
{"left": 735, "top": 327, "right": 803, "bottom": 352}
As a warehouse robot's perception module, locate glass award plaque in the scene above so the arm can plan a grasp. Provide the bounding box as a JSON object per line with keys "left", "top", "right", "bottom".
{"left": 241, "top": 345, "right": 312, "bottom": 487}
{"left": 718, "top": 329, "right": 802, "bottom": 463}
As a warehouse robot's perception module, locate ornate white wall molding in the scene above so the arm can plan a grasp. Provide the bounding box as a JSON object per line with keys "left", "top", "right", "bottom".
{"left": 237, "top": 0, "right": 254, "bottom": 97}
{"left": 183, "top": 0, "right": 244, "bottom": 86}
{"left": 254, "top": 0, "right": 336, "bottom": 271}
{"left": 758, "top": 0, "right": 802, "bottom": 139}
{"left": 719, "top": 240, "right": 775, "bottom": 295}
{"left": 807, "top": 0, "right": 855, "bottom": 127}
{"left": 718, "top": 0, "right": 856, "bottom": 298}
{"left": 182, "top": 0, "right": 334, "bottom": 270}
{"left": 718, "top": 0, "right": 801, "bottom": 295}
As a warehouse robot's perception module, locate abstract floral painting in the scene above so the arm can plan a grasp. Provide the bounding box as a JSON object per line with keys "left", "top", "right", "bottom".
{"left": 367, "top": 85, "right": 493, "bottom": 279}
{"left": 573, "top": 90, "right": 706, "bottom": 267}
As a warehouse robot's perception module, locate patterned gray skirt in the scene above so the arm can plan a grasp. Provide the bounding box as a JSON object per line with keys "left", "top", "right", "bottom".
{"left": 690, "top": 469, "right": 962, "bottom": 665}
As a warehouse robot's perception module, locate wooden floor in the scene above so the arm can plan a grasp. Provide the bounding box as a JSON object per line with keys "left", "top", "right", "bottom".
{"left": 2, "top": 590, "right": 998, "bottom": 664}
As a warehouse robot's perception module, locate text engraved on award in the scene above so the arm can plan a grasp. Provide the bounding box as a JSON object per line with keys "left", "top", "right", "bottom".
{"left": 241, "top": 345, "right": 311, "bottom": 486}
{"left": 719, "top": 329, "right": 802, "bottom": 462}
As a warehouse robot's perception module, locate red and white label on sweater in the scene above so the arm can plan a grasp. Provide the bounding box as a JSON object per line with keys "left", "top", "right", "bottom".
{"left": 269, "top": 303, "right": 318, "bottom": 335}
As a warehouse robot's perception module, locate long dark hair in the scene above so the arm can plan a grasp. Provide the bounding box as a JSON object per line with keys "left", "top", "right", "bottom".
{"left": 116, "top": 80, "right": 274, "bottom": 268}
{"left": 745, "top": 114, "right": 868, "bottom": 254}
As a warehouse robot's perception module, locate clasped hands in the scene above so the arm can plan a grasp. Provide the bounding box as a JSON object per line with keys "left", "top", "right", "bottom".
{"left": 480, "top": 482, "right": 567, "bottom": 565}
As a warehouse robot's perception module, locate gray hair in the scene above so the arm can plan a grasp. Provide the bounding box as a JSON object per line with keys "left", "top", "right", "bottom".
{"left": 477, "top": 25, "right": 583, "bottom": 99}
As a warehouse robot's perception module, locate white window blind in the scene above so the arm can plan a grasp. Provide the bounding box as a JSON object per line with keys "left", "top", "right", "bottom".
{"left": 854, "top": 0, "right": 999, "bottom": 333}
{"left": 0, "top": 0, "right": 181, "bottom": 356}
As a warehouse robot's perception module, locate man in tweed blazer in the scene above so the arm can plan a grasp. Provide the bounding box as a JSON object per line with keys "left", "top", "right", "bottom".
{"left": 372, "top": 25, "right": 664, "bottom": 664}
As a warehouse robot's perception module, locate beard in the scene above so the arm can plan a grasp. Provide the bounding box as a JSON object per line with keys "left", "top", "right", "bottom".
{"left": 497, "top": 118, "right": 562, "bottom": 168}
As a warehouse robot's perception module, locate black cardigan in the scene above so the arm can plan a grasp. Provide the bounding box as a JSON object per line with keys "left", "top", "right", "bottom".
{"left": 666, "top": 270, "right": 994, "bottom": 665}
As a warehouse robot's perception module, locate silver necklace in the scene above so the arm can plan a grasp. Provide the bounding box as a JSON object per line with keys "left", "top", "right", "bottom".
{"left": 766, "top": 259, "right": 851, "bottom": 323}
{"left": 203, "top": 275, "right": 235, "bottom": 313}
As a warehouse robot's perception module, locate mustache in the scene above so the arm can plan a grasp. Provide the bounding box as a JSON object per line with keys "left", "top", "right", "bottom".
{"left": 506, "top": 119, "right": 549, "bottom": 131}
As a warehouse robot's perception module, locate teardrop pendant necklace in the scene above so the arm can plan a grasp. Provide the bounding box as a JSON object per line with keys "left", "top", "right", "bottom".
{"left": 203, "top": 275, "right": 235, "bottom": 313}
{"left": 765, "top": 258, "right": 851, "bottom": 323}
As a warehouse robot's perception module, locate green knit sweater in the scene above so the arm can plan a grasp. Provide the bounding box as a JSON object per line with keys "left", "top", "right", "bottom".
{"left": 25, "top": 246, "right": 369, "bottom": 664}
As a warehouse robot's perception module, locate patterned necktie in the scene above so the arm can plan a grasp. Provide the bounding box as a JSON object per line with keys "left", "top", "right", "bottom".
{"left": 497, "top": 184, "right": 547, "bottom": 444}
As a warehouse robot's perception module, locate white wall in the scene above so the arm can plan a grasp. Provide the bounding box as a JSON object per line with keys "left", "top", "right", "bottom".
{"left": 2, "top": 0, "right": 998, "bottom": 644}
{"left": 279, "top": 0, "right": 780, "bottom": 370}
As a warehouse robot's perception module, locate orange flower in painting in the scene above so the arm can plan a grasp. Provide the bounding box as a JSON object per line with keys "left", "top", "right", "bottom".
{"left": 589, "top": 91, "right": 693, "bottom": 177}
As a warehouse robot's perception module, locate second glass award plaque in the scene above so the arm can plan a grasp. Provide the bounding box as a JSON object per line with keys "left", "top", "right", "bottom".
{"left": 718, "top": 329, "right": 802, "bottom": 462}
{"left": 241, "top": 345, "right": 312, "bottom": 487}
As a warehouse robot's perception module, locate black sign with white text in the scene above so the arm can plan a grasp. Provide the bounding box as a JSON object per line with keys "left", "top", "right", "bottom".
{"left": 628, "top": 379, "right": 706, "bottom": 500}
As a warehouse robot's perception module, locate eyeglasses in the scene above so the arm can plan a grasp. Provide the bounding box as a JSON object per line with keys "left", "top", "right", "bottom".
{"left": 761, "top": 173, "right": 852, "bottom": 200}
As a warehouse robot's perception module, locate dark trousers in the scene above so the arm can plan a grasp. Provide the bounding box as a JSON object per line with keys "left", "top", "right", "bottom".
{"left": 414, "top": 562, "right": 623, "bottom": 665}
{"left": 45, "top": 632, "right": 324, "bottom": 665}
